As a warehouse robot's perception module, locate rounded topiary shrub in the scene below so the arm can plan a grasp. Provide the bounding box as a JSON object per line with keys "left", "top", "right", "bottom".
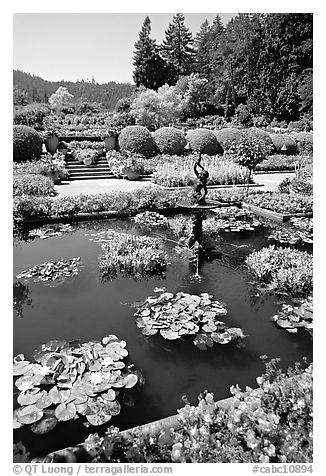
{"left": 153, "top": 127, "right": 186, "bottom": 155}
{"left": 249, "top": 128, "right": 274, "bottom": 150}
{"left": 269, "top": 134, "right": 297, "bottom": 155}
{"left": 13, "top": 173, "right": 55, "bottom": 197}
{"left": 118, "top": 125, "right": 155, "bottom": 158}
{"left": 213, "top": 128, "right": 244, "bottom": 152}
{"left": 13, "top": 125, "right": 43, "bottom": 162}
{"left": 289, "top": 132, "right": 313, "bottom": 155}
{"left": 186, "top": 129, "right": 222, "bottom": 155}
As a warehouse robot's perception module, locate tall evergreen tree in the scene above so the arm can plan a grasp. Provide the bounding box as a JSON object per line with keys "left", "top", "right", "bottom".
{"left": 133, "top": 16, "right": 169, "bottom": 90}
{"left": 161, "top": 13, "right": 195, "bottom": 84}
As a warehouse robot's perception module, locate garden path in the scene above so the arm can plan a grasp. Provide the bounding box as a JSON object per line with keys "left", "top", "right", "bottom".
{"left": 54, "top": 172, "right": 295, "bottom": 197}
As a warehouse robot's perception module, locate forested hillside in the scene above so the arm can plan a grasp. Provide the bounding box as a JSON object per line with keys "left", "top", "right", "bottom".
{"left": 13, "top": 70, "right": 135, "bottom": 110}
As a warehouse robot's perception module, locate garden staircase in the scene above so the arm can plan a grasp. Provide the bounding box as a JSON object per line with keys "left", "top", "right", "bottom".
{"left": 65, "top": 156, "right": 114, "bottom": 181}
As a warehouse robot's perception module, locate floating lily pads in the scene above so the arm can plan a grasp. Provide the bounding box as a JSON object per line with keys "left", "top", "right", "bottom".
{"left": 271, "top": 296, "right": 313, "bottom": 335}
{"left": 14, "top": 335, "right": 140, "bottom": 432}
{"left": 134, "top": 290, "right": 245, "bottom": 350}
{"left": 16, "top": 258, "right": 81, "bottom": 283}
{"left": 268, "top": 228, "right": 313, "bottom": 246}
{"left": 133, "top": 212, "right": 167, "bottom": 227}
{"left": 29, "top": 224, "right": 74, "bottom": 240}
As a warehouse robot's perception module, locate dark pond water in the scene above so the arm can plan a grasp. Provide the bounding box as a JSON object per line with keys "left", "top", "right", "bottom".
{"left": 13, "top": 217, "right": 312, "bottom": 457}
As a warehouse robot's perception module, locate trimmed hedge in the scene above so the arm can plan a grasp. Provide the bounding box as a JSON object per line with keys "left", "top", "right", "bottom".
{"left": 13, "top": 125, "right": 43, "bottom": 162}
{"left": 249, "top": 127, "right": 274, "bottom": 149}
{"left": 289, "top": 132, "right": 313, "bottom": 155}
{"left": 269, "top": 134, "right": 297, "bottom": 155}
{"left": 118, "top": 125, "right": 155, "bottom": 158}
{"left": 186, "top": 128, "right": 222, "bottom": 155}
{"left": 13, "top": 173, "right": 55, "bottom": 197}
{"left": 13, "top": 103, "right": 50, "bottom": 130}
{"left": 153, "top": 127, "right": 186, "bottom": 155}
{"left": 213, "top": 127, "right": 244, "bottom": 151}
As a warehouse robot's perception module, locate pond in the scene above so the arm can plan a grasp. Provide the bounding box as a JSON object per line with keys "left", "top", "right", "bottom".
{"left": 13, "top": 217, "right": 312, "bottom": 458}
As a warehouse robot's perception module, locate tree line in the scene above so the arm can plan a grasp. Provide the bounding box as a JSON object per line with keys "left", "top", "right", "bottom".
{"left": 133, "top": 13, "right": 313, "bottom": 122}
{"left": 13, "top": 70, "right": 135, "bottom": 111}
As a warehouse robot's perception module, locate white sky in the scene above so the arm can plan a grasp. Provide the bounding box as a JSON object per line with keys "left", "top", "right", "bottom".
{"left": 13, "top": 13, "right": 235, "bottom": 84}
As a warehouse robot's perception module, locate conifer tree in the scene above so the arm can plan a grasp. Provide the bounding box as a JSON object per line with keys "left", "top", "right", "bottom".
{"left": 133, "top": 16, "right": 168, "bottom": 90}
{"left": 161, "top": 13, "right": 195, "bottom": 84}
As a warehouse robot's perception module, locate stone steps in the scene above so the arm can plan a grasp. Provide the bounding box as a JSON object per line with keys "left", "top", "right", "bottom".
{"left": 65, "top": 156, "right": 114, "bottom": 181}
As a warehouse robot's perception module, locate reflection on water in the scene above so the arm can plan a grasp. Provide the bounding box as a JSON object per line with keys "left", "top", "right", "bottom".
{"left": 13, "top": 218, "right": 312, "bottom": 457}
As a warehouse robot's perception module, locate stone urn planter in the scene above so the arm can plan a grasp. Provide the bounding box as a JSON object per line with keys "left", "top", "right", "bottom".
{"left": 124, "top": 169, "right": 141, "bottom": 181}
{"left": 83, "top": 157, "right": 93, "bottom": 166}
{"left": 44, "top": 134, "right": 59, "bottom": 154}
{"left": 104, "top": 135, "right": 117, "bottom": 151}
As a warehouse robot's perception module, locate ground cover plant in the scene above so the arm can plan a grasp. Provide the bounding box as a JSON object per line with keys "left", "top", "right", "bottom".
{"left": 246, "top": 246, "right": 313, "bottom": 297}
{"left": 44, "top": 358, "right": 312, "bottom": 463}
{"left": 271, "top": 296, "right": 313, "bottom": 335}
{"left": 98, "top": 231, "right": 169, "bottom": 281}
{"left": 134, "top": 289, "right": 245, "bottom": 349}
{"left": 13, "top": 335, "right": 139, "bottom": 433}
{"left": 152, "top": 156, "right": 249, "bottom": 187}
{"left": 16, "top": 257, "right": 81, "bottom": 283}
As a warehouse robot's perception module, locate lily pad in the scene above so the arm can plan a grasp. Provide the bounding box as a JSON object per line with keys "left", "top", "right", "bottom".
{"left": 31, "top": 410, "right": 58, "bottom": 435}
{"left": 86, "top": 410, "right": 112, "bottom": 426}
{"left": 17, "top": 405, "right": 44, "bottom": 425}
{"left": 160, "top": 329, "right": 180, "bottom": 340}
{"left": 17, "top": 388, "right": 40, "bottom": 406}
{"left": 13, "top": 361, "right": 33, "bottom": 376}
{"left": 54, "top": 402, "right": 76, "bottom": 421}
{"left": 124, "top": 374, "right": 138, "bottom": 389}
{"left": 193, "top": 334, "right": 214, "bottom": 350}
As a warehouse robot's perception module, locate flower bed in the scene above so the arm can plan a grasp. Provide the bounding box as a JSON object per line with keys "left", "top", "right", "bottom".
{"left": 246, "top": 246, "right": 313, "bottom": 297}
{"left": 42, "top": 359, "right": 312, "bottom": 463}
{"left": 152, "top": 156, "right": 249, "bottom": 187}
{"left": 13, "top": 174, "right": 56, "bottom": 197}
{"left": 244, "top": 192, "right": 312, "bottom": 215}
{"left": 13, "top": 187, "right": 182, "bottom": 225}
{"left": 255, "top": 154, "right": 298, "bottom": 171}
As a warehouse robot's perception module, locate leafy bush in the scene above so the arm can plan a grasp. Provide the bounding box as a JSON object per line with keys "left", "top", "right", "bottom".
{"left": 186, "top": 129, "right": 222, "bottom": 155}
{"left": 289, "top": 132, "right": 313, "bottom": 155}
{"left": 47, "top": 359, "right": 312, "bottom": 463}
{"left": 13, "top": 173, "right": 55, "bottom": 197}
{"left": 245, "top": 191, "right": 312, "bottom": 215}
{"left": 288, "top": 120, "right": 308, "bottom": 132}
{"left": 246, "top": 246, "right": 312, "bottom": 297}
{"left": 153, "top": 127, "right": 186, "bottom": 155}
{"left": 252, "top": 115, "right": 269, "bottom": 128}
{"left": 213, "top": 128, "right": 244, "bottom": 152}
{"left": 269, "top": 134, "right": 297, "bottom": 155}
{"left": 235, "top": 104, "right": 253, "bottom": 126}
{"left": 152, "top": 156, "right": 249, "bottom": 187}
{"left": 118, "top": 126, "right": 155, "bottom": 158}
{"left": 13, "top": 103, "right": 51, "bottom": 130}
{"left": 13, "top": 154, "right": 69, "bottom": 179}
{"left": 13, "top": 125, "right": 43, "bottom": 162}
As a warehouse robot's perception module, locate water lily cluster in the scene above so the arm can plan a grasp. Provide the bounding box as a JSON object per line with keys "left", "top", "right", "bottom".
{"left": 133, "top": 211, "right": 167, "bottom": 227}
{"left": 13, "top": 335, "right": 139, "bottom": 433}
{"left": 271, "top": 296, "right": 313, "bottom": 335}
{"left": 203, "top": 216, "right": 262, "bottom": 236}
{"left": 98, "top": 231, "right": 169, "bottom": 280}
{"left": 134, "top": 289, "right": 245, "bottom": 350}
{"left": 29, "top": 224, "right": 74, "bottom": 240}
{"left": 17, "top": 257, "right": 80, "bottom": 282}
{"left": 246, "top": 246, "right": 313, "bottom": 297}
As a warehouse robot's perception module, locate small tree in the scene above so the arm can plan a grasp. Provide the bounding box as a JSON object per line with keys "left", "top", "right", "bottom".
{"left": 227, "top": 131, "right": 272, "bottom": 195}
{"left": 48, "top": 86, "right": 74, "bottom": 110}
